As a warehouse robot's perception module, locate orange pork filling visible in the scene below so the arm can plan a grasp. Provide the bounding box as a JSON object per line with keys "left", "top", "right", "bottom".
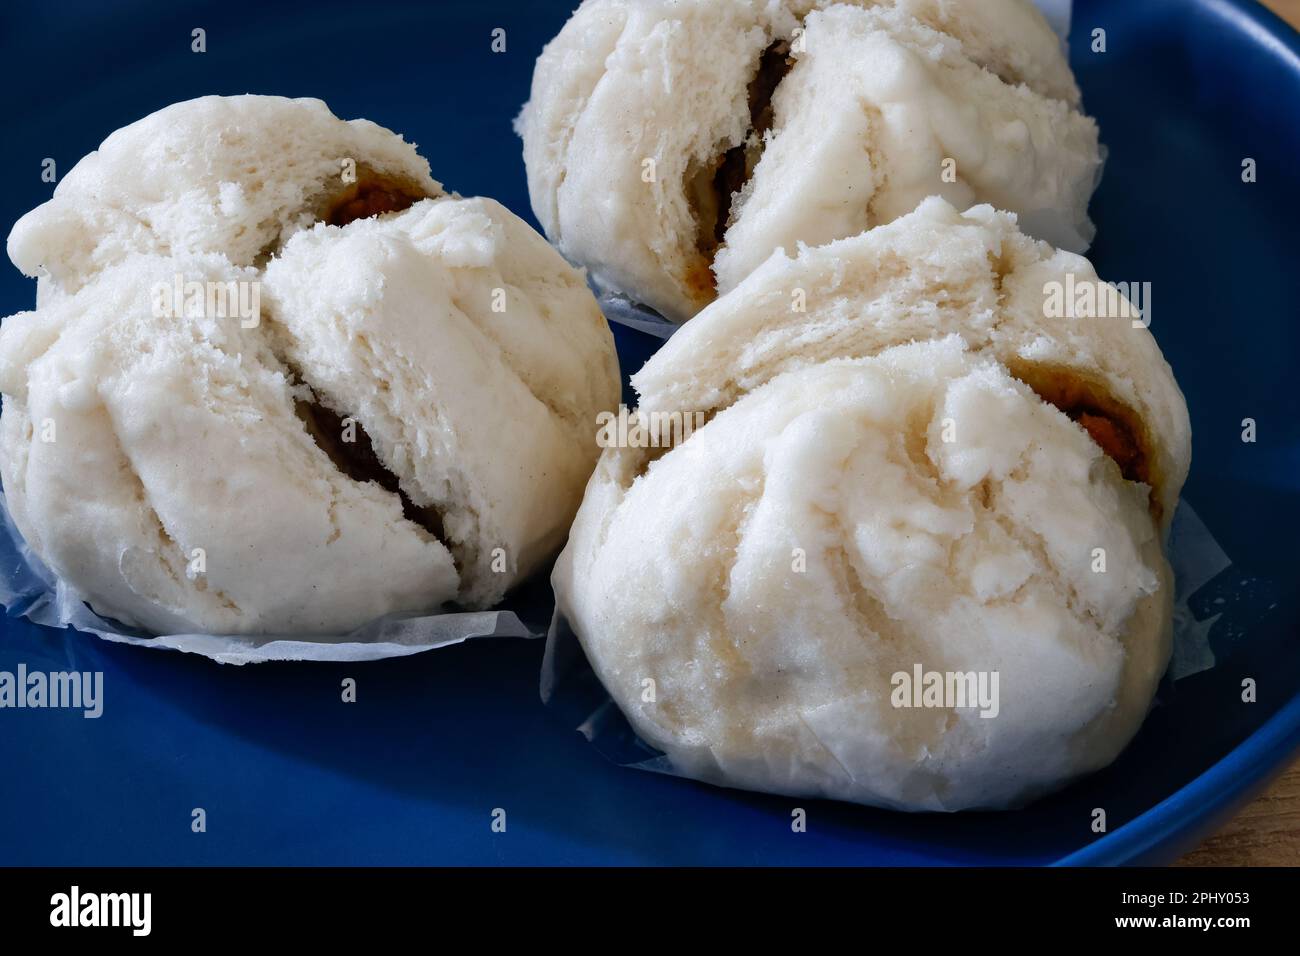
{"left": 1007, "top": 362, "right": 1160, "bottom": 520}
{"left": 322, "top": 168, "right": 438, "bottom": 227}
{"left": 327, "top": 180, "right": 426, "bottom": 226}
{"left": 1075, "top": 411, "right": 1143, "bottom": 481}
{"left": 295, "top": 394, "right": 446, "bottom": 543}
{"left": 684, "top": 40, "right": 794, "bottom": 299}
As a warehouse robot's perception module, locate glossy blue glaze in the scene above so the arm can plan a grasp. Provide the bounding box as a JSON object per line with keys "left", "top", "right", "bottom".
{"left": 0, "top": 0, "right": 1295, "bottom": 865}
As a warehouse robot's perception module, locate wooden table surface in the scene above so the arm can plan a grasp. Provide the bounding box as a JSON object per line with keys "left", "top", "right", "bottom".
{"left": 1171, "top": 0, "right": 1299, "bottom": 867}
{"left": 1266, "top": 0, "right": 1300, "bottom": 25}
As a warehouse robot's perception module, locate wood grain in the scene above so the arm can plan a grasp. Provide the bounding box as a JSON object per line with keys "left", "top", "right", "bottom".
{"left": 1177, "top": 767, "right": 1300, "bottom": 866}
{"left": 1175, "top": 0, "right": 1299, "bottom": 867}
{"left": 1264, "top": 0, "right": 1300, "bottom": 26}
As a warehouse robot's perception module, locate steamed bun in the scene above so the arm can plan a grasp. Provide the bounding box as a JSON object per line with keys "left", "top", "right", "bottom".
{"left": 517, "top": 0, "right": 1101, "bottom": 322}
{"left": 553, "top": 199, "right": 1191, "bottom": 810}
{"left": 10, "top": 95, "right": 442, "bottom": 305}
{"left": 0, "top": 96, "right": 620, "bottom": 636}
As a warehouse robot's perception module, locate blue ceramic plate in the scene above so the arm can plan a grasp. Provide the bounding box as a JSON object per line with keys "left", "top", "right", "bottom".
{"left": 0, "top": 0, "right": 1297, "bottom": 865}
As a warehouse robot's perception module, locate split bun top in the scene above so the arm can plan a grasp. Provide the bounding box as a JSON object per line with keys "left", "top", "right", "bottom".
{"left": 517, "top": 0, "right": 1102, "bottom": 321}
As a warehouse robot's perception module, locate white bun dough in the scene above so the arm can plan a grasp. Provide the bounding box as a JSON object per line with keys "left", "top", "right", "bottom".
{"left": 10, "top": 95, "right": 441, "bottom": 305}
{"left": 554, "top": 200, "right": 1190, "bottom": 810}
{"left": 0, "top": 96, "right": 620, "bottom": 636}
{"left": 517, "top": 0, "right": 1101, "bottom": 322}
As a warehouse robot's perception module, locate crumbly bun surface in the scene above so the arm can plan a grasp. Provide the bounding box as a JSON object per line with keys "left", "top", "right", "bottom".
{"left": 634, "top": 198, "right": 1190, "bottom": 529}
{"left": 1, "top": 96, "right": 619, "bottom": 635}
{"left": 517, "top": 0, "right": 1100, "bottom": 321}
{"left": 9, "top": 95, "right": 442, "bottom": 305}
{"left": 555, "top": 201, "right": 1190, "bottom": 810}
